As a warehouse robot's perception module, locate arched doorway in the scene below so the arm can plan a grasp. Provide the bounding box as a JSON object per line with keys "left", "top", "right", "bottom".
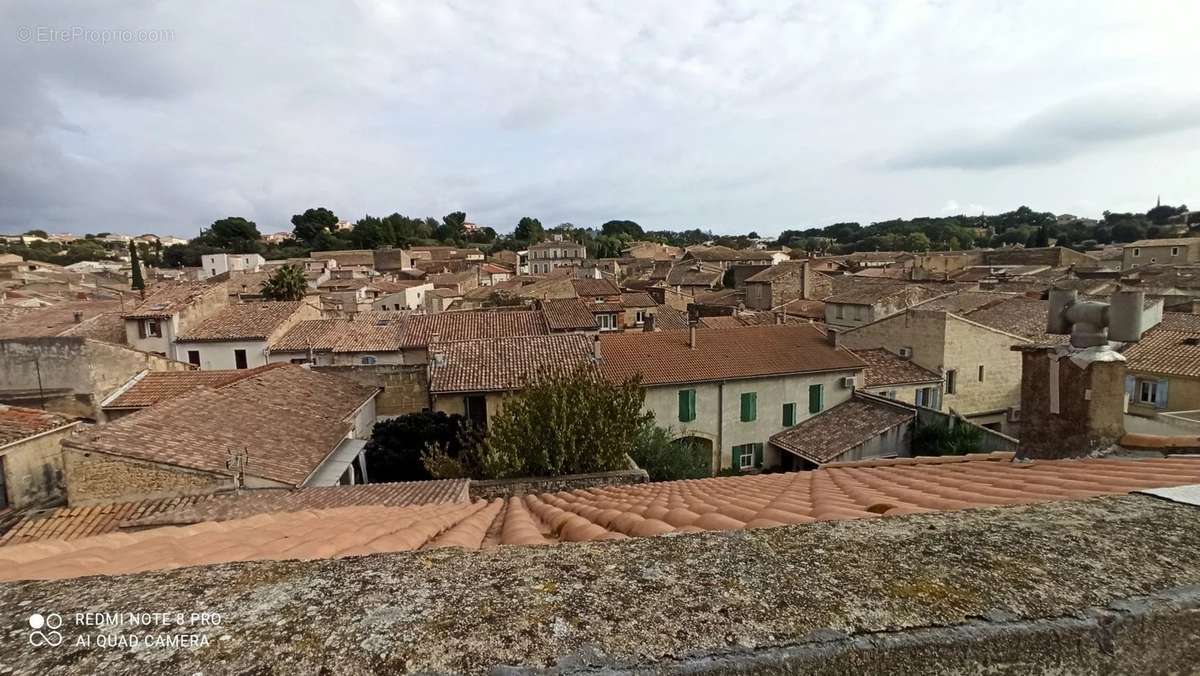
{"left": 672, "top": 434, "right": 717, "bottom": 476}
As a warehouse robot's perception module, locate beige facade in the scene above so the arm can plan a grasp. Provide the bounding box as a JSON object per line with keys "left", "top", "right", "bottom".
{"left": 643, "top": 369, "right": 861, "bottom": 472}
{"left": 1123, "top": 239, "right": 1200, "bottom": 270}
{"left": 1, "top": 422, "right": 79, "bottom": 509}
{"left": 839, "top": 309, "right": 1026, "bottom": 434}
{"left": 1127, "top": 370, "right": 1200, "bottom": 417}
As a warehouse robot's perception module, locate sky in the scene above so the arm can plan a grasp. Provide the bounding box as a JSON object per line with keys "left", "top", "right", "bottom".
{"left": 3, "top": 0, "right": 1200, "bottom": 238}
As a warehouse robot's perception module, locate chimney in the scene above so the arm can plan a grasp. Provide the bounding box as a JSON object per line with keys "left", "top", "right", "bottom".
{"left": 825, "top": 326, "right": 839, "bottom": 347}
{"left": 592, "top": 334, "right": 602, "bottom": 361}
{"left": 72, "top": 311, "right": 84, "bottom": 324}
{"left": 643, "top": 313, "right": 656, "bottom": 332}
{"left": 1015, "top": 289, "right": 1145, "bottom": 460}
{"left": 689, "top": 323, "right": 697, "bottom": 349}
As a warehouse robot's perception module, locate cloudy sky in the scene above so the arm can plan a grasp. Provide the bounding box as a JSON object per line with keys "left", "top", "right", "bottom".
{"left": 4, "top": 1, "right": 1199, "bottom": 238}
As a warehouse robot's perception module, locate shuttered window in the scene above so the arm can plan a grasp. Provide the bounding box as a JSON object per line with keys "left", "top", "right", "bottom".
{"left": 809, "top": 384, "right": 823, "bottom": 413}
{"left": 782, "top": 402, "right": 796, "bottom": 427}
{"left": 678, "top": 389, "right": 696, "bottom": 423}
{"left": 740, "top": 392, "right": 757, "bottom": 422}
{"left": 732, "top": 443, "right": 765, "bottom": 470}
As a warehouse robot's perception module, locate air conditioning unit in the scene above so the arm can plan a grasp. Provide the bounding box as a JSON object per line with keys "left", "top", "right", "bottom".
{"left": 840, "top": 375, "right": 857, "bottom": 389}
{"left": 897, "top": 347, "right": 913, "bottom": 359}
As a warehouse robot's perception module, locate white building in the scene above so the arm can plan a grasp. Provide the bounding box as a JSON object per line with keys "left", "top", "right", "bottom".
{"left": 200, "top": 253, "right": 265, "bottom": 280}
{"left": 174, "top": 300, "right": 320, "bottom": 369}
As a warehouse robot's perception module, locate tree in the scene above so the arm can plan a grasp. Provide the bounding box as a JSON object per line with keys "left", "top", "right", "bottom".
{"left": 436, "top": 211, "right": 468, "bottom": 242}
{"left": 513, "top": 216, "right": 545, "bottom": 243}
{"left": 600, "top": 219, "right": 643, "bottom": 238}
{"left": 1034, "top": 225, "right": 1050, "bottom": 248}
{"left": 260, "top": 264, "right": 308, "bottom": 301}
{"left": 291, "top": 207, "right": 339, "bottom": 245}
{"left": 23, "top": 229, "right": 48, "bottom": 238}
{"left": 366, "top": 412, "right": 481, "bottom": 482}
{"left": 128, "top": 240, "right": 145, "bottom": 291}
{"left": 424, "top": 367, "right": 650, "bottom": 479}
{"left": 629, "top": 424, "right": 712, "bottom": 481}
{"left": 204, "top": 217, "right": 261, "bottom": 249}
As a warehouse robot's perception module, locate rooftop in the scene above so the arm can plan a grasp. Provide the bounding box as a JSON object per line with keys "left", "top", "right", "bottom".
{"left": 400, "top": 309, "right": 549, "bottom": 348}
{"left": 62, "top": 365, "right": 377, "bottom": 486}
{"left": 1124, "top": 312, "right": 1200, "bottom": 378}
{"left": 770, "top": 394, "right": 916, "bottom": 465}
{"left": 541, "top": 298, "right": 598, "bottom": 331}
{"left": 0, "top": 300, "right": 125, "bottom": 340}
{"left": 0, "top": 405, "right": 75, "bottom": 447}
{"left": 0, "top": 480, "right": 470, "bottom": 546}
{"left": 852, "top": 347, "right": 943, "bottom": 387}
{"left": 1127, "top": 237, "right": 1200, "bottom": 247}
{"left": 571, "top": 278, "right": 620, "bottom": 297}
{"left": 121, "top": 281, "right": 220, "bottom": 319}
{"left": 825, "top": 282, "right": 941, "bottom": 306}
{"left": 176, "top": 301, "right": 307, "bottom": 342}
{"left": 4, "top": 454, "right": 1200, "bottom": 583}
{"left": 666, "top": 262, "right": 723, "bottom": 286}
{"left": 598, "top": 324, "right": 864, "bottom": 386}
{"left": 429, "top": 334, "right": 597, "bottom": 393}
{"left": 744, "top": 260, "right": 811, "bottom": 283}
{"left": 102, "top": 364, "right": 283, "bottom": 410}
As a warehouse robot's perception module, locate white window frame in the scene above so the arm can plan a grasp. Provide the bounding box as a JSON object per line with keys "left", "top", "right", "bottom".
{"left": 1171, "top": 247, "right": 1180, "bottom": 257}
{"left": 1137, "top": 380, "right": 1163, "bottom": 405}
{"left": 738, "top": 446, "right": 754, "bottom": 470}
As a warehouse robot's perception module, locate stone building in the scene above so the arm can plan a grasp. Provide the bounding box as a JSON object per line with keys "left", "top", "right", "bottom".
{"left": 0, "top": 405, "right": 80, "bottom": 510}
{"left": 743, "top": 261, "right": 832, "bottom": 311}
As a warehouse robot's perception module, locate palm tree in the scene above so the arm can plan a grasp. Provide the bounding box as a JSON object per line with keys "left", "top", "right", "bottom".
{"left": 260, "top": 264, "right": 307, "bottom": 301}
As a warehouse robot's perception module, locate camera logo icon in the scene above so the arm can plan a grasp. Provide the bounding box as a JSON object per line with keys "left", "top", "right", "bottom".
{"left": 28, "top": 613, "right": 64, "bottom": 647}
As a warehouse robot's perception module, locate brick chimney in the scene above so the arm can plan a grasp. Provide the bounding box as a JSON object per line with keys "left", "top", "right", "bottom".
{"left": 1014, "top": 289, "right": 1145, "bottom": 460}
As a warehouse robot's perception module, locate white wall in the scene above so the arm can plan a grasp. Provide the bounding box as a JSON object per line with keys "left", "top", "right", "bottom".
{"left": 643, "top": 369, "right": 862, "bottom": 471}
{"left": 175, "top": 339, "right": 269, "bottom": 370}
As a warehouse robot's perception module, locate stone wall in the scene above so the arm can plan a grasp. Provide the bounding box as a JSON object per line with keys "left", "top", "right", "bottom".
{"left": 62, "top": 449, "right": 227, "bottom": 506}
{"left": 0, "top": 423, "right": 77, "bottom": 509}
{"left": 315, "top": 364, "right": 429, "bottom": 417}
{"left": 468, "top": 467, "right": 649, "bottom": 500}
{"left": 1016, "top": 346, "right": 1127, "bottom": 459}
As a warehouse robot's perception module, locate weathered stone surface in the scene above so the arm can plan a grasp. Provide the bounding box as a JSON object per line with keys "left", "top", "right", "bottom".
{"left": 1, "top": 495, "right": 1199, "bottom": 674}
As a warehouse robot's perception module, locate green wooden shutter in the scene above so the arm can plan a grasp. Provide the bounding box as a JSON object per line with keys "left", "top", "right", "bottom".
{"left": 678, "top": 389, "right": 694, "bottom": 422}
{"left": 783, "top": 403, "right": 796, "bottom": 426}
{"left": 809, "top": 384, "right": 823, "bottom": 413}
{"left": 740, "top": 392, "right": 757, "bottom": 422}
{"left": 731, "top": 444, "right": 741, "bottom": 470}
{"left": 753, "top": 443, "right": 763, "bottom": 468}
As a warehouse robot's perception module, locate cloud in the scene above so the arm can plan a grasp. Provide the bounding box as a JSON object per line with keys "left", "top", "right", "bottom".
{"left": 1, "top": 1, "right": 1199, "bottom": 236}
{"left": 887, "top": 95, "right": 1200, "bottom": 171}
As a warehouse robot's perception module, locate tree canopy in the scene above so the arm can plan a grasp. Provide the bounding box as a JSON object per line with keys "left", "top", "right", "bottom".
{"left": 259, "top": 264, "right": 308, "bottom": 301}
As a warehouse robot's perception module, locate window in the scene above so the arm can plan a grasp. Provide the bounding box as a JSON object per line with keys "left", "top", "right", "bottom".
{"left": 808, "top": 384, "right": 823, "bottom": 414}
{"left": 635, "top": 310, "right": 646, "bottom": 325}
{"left": 782, "top": 402, "right": 796, "bottom": 427}
{"left": 1133, "top": 248, "right": 1140, "bottom": 257}
{"left": 361, "top": 356, "right": 377, "bottom": 365}
{"left": 464, "top": 395, "right": 488, "bottom": 429}
{"left": 1137, "top": 380, "right": 1168, "bottom": 408}
{"left": 597, "top": 314, "right": 616, "bottom": 330}
{"left": 740, "top": 392, "right": 757, "bottom": 422}
{"left": 732, "top": 443, "right": 763, "bottom": 470}
{"left": 234, "top": 349, "right": 248, "bottom": 370}
{"left": 678, "top": 389, "right": 697, "bottom": 423}
{"left": 916, "top": 387, "right": 938, "bottom": 408}
{"left": 835, "top": 305, "right": 844, "bottom": 319}
{"left": 1172, "top": 247, "right": 1180, "bottom": 256}
{"left": 187, "top": 350, "right": 200, "bottom": 366}
{"left": 978, "top": 365, "right": 985, "bottom": 382}
{"left": 146, "top": 319, "right": 161, "bottom": 337}
{"left": 945, "top": 369, "right": 957, "bottom": 394}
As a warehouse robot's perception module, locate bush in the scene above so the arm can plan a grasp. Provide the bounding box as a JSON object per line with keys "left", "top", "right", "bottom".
{"left": 365, "top": 411, "right": 481, "bottom": 482}
{"left": 910, "top": 420, "right": 983, "bottom": 456}
{"left": 629, "top": 425, "right": 712, "bottom": 482}
{"left": 425, "top": 366, "right": 650, "bottom": 479}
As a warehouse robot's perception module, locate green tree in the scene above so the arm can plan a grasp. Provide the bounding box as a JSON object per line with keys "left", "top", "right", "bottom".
{"left": 513, "top": 216, "right": 545, "bottom": 243}
{"left": 424, "top": 367, "right": 650, "bottom": 479}
{"left": 911, "top": 420, "right": 983, "bottom": 456}
{"left": 204, "top": 217, "right": 261, "bottom": 249}
{"left": 259, "top": 264, "right": 308, "bottom": 301}
{"left": 600, "top": 219, "right": 643, "bottom": 238}
{"left": 365, "top": 411, "right": 481, "bottom": 482}
{"left": 291, "top": 207, "right": 339, "bottom": 245}
{"left": 436, "top": 211, "right": 468, "bottom": 242}
{"left": 629, "top": 425, "right": 712, "bottom": 481}
{"left": 23, "top": 229, "right": 48, "bottom": 238}
{"left": 128, "top": 240, "right": 145, "bottom": 291}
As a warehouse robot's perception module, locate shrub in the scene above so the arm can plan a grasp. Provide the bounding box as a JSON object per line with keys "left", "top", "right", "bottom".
{"left": 365, "top": 411, "right": 481, "bottom": 482}
{"left": 910, "top": 420, "right": 983, "bottom": 456}
{"left": 629, "top": 425, "right": 712, "bottom": 482}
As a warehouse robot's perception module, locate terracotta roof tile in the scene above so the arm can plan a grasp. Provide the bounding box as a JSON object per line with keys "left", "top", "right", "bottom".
{"left": 103, "top": 365, "right": 285, "bottom": 410}
{"left": 541, "top": 299, "right": 598, "bottom": 331}
{"left": 0, "top": 300, "right": 124, "bottom": 340}
{"left": 177, "top": 301, "right": 307, "bottom": 342}
{"left": 960, "top": 295, "right": 1068, "bottom": 343}
{"left": 122, "top": 281, "right": 221, "bottom": 319}
{"left": 400, "top": 310, "right": 548, "bottom": 348}
{"left": 63, "top": 366, "right": 376, "bottom": 486}
{"left": 666, "top": 263, "right": 722, "bottom": 286}
{"left": 1124, "top": 313, "right": 1200, "bottom": 378}
{"left": 429, "top": 334, "right": 597, "bottom": 393}
{"left": 620, "top": 292, "right": 656, "bottom": 308}
{"left": 0, "top": 480, "right": 470, "bottom": 546}
{"left": 826, "top": 283, "right": 942, "bottom": 306}
{"left": 770, "top": 395, "right": 915, "bottom": 465}
{"left": 599, "top": 324, "right": 865, "bottom": 386}
{"left": 0, "top": 405, "right": 75, "bottom": 446}
{"left": 852, "top": 348, "right": 943, "bottom": 387}
{"left": 572, "top": 278, "right": 621, "bottom": 297}
{"left": 5, "top": 455, "right": 1200, "bottom": 581}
